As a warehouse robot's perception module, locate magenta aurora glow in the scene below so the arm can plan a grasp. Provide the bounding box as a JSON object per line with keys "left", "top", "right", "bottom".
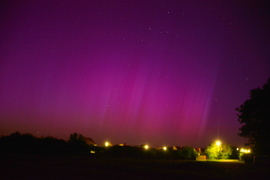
{"left": 1, "top": 0, "right": 270, "bottom": 147}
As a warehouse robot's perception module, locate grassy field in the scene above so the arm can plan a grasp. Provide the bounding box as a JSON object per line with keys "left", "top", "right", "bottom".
{"left": 1, "top": 155, "right": 270, "bottom": 180}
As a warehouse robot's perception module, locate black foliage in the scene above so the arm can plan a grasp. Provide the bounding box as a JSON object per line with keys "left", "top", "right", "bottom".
{"left": 0, "top": 132, "right": 198, "bottom": 159}
{"left": 229, "top": 146, "right": 240, "bottom": 159}
{"left": 0, "top": 132, "right": 87, "bottom": 156}
{"left": 178, "top": 146, "right": 198, "bottom": 160}
{"left": 236, "top": 78, "right": 270, "bottom": 156}
{"left": 67, "top": 133, "right": 90, "bottom": 155}
{"left": 100, "top": 145, "right": 197, "bottom": 160}
{"left": 38, "top": 136, "right": 68, "bottom": 155}
{"left": 0, "top": 132, "right": 39, "bottom": 154}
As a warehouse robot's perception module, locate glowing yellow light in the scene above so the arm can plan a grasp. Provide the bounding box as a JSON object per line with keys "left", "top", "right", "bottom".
{"left": 163, "top": 146, "right": 167, "bottom": 151}
{"left": 236, "top": 148, "right": 239, "bottom": 151}
{"left": 90, "top": 150, "right": 95, "bottom": 154}
{"left": 105, "top": 141, "right": 110, "bottom": 147}
{"left": 144, "top": 145, "right": 149, "bottom": 150}
{"left": 215, "top": 140, "right": 221, "bottom": 146}
{"left": 240, "top": 148, "right": 251, "bottom": 153}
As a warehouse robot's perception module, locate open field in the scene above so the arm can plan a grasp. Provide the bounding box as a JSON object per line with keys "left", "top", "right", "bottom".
{"left": 1, "top": 155, "right": 270, "bottom": 180}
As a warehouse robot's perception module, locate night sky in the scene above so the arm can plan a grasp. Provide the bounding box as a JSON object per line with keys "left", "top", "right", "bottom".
{"left": 1, "top": 0, "right": 270, "bottom": 148}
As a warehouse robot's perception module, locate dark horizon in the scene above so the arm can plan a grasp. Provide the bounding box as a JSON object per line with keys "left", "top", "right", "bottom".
{"left": 1, "top": 0, "right": 270, "bottom": 148}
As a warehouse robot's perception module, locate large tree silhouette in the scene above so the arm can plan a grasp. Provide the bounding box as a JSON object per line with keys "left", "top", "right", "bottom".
{"left": 236, "top": 78, "right": 270, "bottom": 156}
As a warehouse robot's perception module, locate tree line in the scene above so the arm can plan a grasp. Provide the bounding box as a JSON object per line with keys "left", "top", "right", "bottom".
{"left": 0, "top": 132, "right": 91, "bottom": 156}
{"left": 0, "top": 132, "right": 200, "bottom": 159}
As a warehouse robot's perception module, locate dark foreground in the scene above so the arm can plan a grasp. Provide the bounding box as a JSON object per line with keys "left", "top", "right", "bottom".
{"left": 1, "top": 155, "right": 270, "bottom": 180}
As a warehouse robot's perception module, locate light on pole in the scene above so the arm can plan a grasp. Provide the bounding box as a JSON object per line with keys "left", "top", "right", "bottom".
{"left": 215, "top": 140, "right": 221, "bottom": 146}
{"left": 215, "top": 140, "right": 222, "bottom": 159}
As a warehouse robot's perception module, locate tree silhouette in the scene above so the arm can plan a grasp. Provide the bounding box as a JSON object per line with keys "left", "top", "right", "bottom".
{"left": 178, "top": 146, "right": 198, "bottom": 160}
{"left": 236, "top": 78, "right": 270, "bottom": 156}
{"left": 69, "top": 132, "right": 84, "bottom": 141}
{"left": 68, "top": 133, "right": 89, "bottom": 155}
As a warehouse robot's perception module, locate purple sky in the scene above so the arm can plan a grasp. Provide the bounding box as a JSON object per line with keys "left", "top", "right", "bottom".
{"left": 1, "top": 0, "right": 270, "bottom": 148}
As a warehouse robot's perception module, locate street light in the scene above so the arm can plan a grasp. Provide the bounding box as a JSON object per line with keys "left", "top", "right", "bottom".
{"left": 215, "top": 140, "right": 221, "bottom": 146}
{"left": 104, "top": 141, "right": 111, "bottom": 147}
{"left": 144, "top": 144, "right": 149, "bottom": 150}
{"left": 163, "top": 146, "right": 167, "bottom": 151}
{"left": 240, "top": 148, "right": 251, "bottom": 153}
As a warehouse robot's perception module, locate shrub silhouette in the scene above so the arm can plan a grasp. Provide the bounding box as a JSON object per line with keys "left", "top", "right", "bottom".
{"left": 1, "top": 132, "right": 200, "bottom": 159}
{"left": 67, "top": 133, "right": 90, "bottom": 155}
